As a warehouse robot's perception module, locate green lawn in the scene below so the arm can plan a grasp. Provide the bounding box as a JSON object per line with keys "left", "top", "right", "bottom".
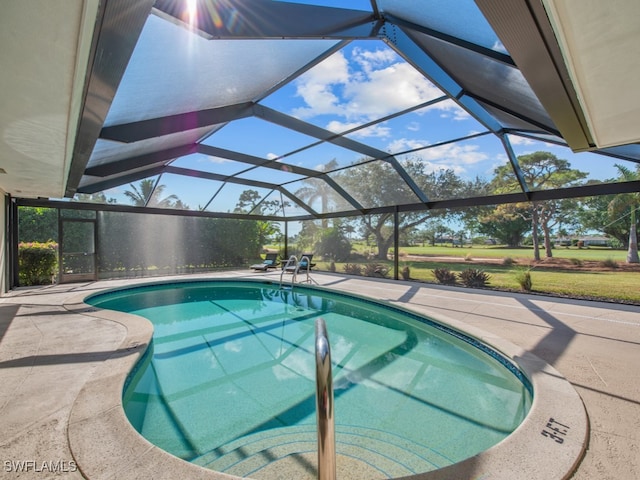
{"left": 317, "top": 257, "right": 640, "bottom": 304}
{"left": 396, "top": 244, "right": 628, "bottom": 262}
{"left": 274, "top": 242, "right": 638, "bottom": 304}
{"left": 403, "top": 262, "right": 640, "bottom": 303}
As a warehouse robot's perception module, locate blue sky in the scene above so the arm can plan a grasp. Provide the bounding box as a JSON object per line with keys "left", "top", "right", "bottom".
{"left": 101, "top": 38, "right": 631, "bottom": 214}
{"left": 223, "top": 40, "right": 626, "bottom": 181}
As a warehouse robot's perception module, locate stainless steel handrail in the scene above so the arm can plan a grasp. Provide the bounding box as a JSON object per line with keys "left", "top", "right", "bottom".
{"left": 279, "top": 255, "right": 297, "bottom": 288}
{"left": 315, "top": 318, "right": 336, "bottom": 480}
{"left": 299, "top": 255, "right": 311, "bottom": 284}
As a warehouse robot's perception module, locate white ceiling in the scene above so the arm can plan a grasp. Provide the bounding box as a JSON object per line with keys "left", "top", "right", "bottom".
{"left": 0, "top": 0, "right": 638, "bottom": 200}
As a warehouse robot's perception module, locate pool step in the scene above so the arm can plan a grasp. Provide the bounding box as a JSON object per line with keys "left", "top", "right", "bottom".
{"left": 193, "top": 425, "right": 452, "bottom": 479}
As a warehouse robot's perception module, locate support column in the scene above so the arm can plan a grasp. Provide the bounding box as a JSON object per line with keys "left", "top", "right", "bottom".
{"left": 393, "top": 207, "right": 399, "bottom": 280}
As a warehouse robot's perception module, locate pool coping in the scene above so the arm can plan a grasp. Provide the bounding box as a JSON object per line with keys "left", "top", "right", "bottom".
{"left": 63, "top": 277, "right": 588, "bottom": 480}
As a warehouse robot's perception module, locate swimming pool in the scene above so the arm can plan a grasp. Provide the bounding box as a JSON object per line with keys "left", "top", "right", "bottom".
{"left": 87, "top": 279, "right": 533, "bottom": 479}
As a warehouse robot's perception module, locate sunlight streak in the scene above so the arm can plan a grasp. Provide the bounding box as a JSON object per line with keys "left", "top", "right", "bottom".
{"left": 186, "top": 0, "right": 198, "bottom": 28}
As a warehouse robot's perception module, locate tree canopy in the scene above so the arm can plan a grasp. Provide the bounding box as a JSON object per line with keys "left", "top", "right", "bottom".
{"left": 491, "top": 152, "right": 588, "bottom": 260}
{"left": 332, "top": 158, "right": 484, "bottom": 259}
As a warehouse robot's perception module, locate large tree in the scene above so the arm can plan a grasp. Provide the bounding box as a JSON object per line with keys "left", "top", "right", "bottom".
{"left": 608, "top": 164, "right": 640, "bottom": 263}
{"left": 335, "top": 159, "right": 469, "bottom": 260}
{"left": 491, "top": 151, "right": 587, "bottom": 260}
{"left": 474, "top": 204, "right": 530, "bottom": 247}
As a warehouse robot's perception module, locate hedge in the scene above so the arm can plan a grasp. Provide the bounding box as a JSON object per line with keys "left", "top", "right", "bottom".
{"left": 18, "top": 241, "right": 58, "bottom": 286}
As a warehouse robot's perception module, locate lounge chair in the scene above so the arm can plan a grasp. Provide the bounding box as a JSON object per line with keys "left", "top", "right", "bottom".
{"left": 250, "top": 253, "right": 280, "bottom": 271}
{"left": 283, "top": 254, "right": 316, "bottom": 273}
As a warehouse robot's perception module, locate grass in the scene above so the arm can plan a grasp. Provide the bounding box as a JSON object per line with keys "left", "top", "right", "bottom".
{"left": 275, "top": 242, "right": 638, "bottom": 304}
{"left": 395, "top": 244, "right": 628, "bottom": 262}
{"left": 314, "top": 256, "right": 640, "bottom": 305}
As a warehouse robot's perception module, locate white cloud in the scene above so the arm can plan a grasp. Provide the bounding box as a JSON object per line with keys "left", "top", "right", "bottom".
{"left": 395, "top": 141, "right": 490, "bottom": 176}
{"left": 387, "top": 137, "right": 429, "bottom": 153}
{"left": 291, "top": 52, "right": 350, "bottom": 119}
{"left": 508, "top": 135, "right": 535, "bottom": 146}
{"left": 351, "top": 46, "right": 398, "bottom": 72}
{"left": 291, "top": 46, "right": 443, "bottom": 130}
{"left": 508, "top": 135, "right": 557, "bottom": 151}
{"left": 327, "top": 120, "right": 391, "bottom": 139}
{"left": 418, "top": 142, "right": 488, "bottom": 166}
{"left": 342, "top": 63, "right": 442, "bottom": 119}
{"left": 207, "top": 155, "right": 231, "bottom": 164}
{"left": 324, "top": 120, "right": 361, "bottom": 133}
{"left": 421, "top": 98, "right": 470, "bottom": 121}
{"left": 452, "top": 108, "right": 471, "bottom": 121}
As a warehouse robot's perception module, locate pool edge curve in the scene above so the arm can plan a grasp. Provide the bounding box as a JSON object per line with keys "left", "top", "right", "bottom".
{"left": 64, "top": 276, "right": 588, "bottom": 480}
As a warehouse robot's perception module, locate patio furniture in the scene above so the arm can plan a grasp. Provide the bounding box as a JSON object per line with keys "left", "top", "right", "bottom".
{"left": 250, "top": 253, "right": 280, "bottom": 271}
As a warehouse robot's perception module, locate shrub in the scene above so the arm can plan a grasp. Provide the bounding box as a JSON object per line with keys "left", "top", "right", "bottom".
{"left": 401, "top": 265, "right": 410, "bottom": 280}
{"left": 601, "top": 258, "right": 619, "bottom": 269}
{"left": 432, "top": 267, "right": 457, "bottom": 285}
{"left": 343, "top": 263, "right": 363, "bottom": 276}
{"left": 315, "top": 227, "right": 352, "bottom": 262}
{"left": 19, "top": 241, "right": 58, "bottom": 286}
{"left": 458, "top": 268, "right": 491, "bottom": 288}
{"left": 502, "top": 256, "right": 515, "bottom": 266}
{"left": 363, "top": 263, "right": 389, "bottom": 278}
{"left": 515, "top": 269, "right": 533, "bottom": 291}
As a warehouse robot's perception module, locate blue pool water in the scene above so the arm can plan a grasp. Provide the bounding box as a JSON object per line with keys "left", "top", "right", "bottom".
{"left": 87, "top": 280, "right": 532, "bottom": 478}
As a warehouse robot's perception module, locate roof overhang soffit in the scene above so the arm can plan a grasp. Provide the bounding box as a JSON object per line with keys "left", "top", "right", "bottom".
{"left": 474, "top": 0, "right": 595, "bottom": 151}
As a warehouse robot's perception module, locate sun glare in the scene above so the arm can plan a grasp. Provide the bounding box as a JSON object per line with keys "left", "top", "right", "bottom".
{"left": 186, "top": 0, "right": 198, "bottom": 28}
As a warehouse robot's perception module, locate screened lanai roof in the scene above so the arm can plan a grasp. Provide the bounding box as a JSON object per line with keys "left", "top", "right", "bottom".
{"left": 13, "top": 0, "right": 640, "bottom": 220}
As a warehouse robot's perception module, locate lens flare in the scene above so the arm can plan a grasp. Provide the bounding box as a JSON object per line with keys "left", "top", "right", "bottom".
{"left": 186, "top": 0, "right": 198, "bottom": 28}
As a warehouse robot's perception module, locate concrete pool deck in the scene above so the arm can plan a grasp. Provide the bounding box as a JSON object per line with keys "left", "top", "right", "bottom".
{"left": 0, "top": 271, "right": 638, "bottom": 479}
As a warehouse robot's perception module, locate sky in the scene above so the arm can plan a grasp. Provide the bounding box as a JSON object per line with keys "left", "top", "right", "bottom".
{"left": 96, "top": 22, "right": 634, "bottom": 218}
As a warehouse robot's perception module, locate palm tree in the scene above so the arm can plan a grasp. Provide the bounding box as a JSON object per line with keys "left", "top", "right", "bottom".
{"left": 295, "top": 159, "right": 339, "bottom": 229}
{"left": 124, "top": 179, "right": 179, "bottom": 208}
{"left": 609, "top": 164, "right": 640, "bottom": 263}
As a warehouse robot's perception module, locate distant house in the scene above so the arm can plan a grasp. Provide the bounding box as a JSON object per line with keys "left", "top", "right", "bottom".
{"left": 581, "top": 236, "right": 611, "bottom": 247}
{"left": 554, "top": 236, "right": 611, "bottom": 247}
{"left": 554, "top": 238, "right": 572, "bottom": 247}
